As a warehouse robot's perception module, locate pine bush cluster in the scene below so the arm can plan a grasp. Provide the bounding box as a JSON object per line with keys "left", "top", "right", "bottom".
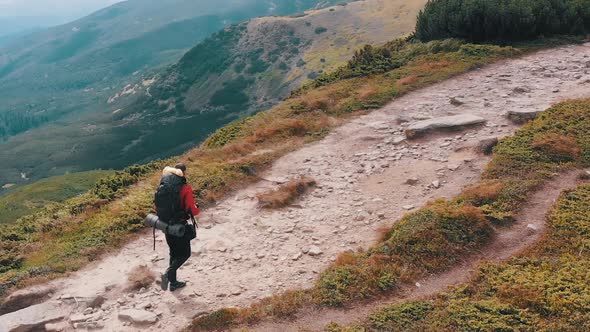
{"left": 416, "top": 0, "right": 590, "bottom": 42}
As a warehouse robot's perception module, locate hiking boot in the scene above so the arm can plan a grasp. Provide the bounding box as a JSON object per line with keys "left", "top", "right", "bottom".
{"left": 170, "top": 281, "right": 186, "bottom": 291}
{"left": 160, "top": 273, "right": 169, "bottom": 291}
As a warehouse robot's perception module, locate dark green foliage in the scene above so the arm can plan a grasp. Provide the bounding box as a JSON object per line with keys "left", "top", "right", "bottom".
{"left": 303, "top": 38, "right": 516, "bottom": 90}
{"left": 92, "top": 160, "right": 166, "bottom": 200}
{"left": 203, "top": 117, "right": 251, "bottom": 148}
{"left": 234, "top": 62, "right": 246, "bottom": 73}
{"left": 278, "top": 62, "right": 289, "bottom": 71}
{"left": 191, "top": 308, "right": 240, "bottom": 331}
{"left": 315, "top": 27, "right": 328, "bottom": 34}
{"left": 316, "top": 201, "right": 492, "bottom": 306}
{"left": 0, "top": 110, "right": 49, "bottom": 139}
{"left": 149, "top": 24, "right": 246, "bottom": 103}
{"left": 480, "top": 99, "right": 590, "bottom": 222}
{"left": 415, "top": 0, "right": 590, "bottom": 42}
{"left": 246, "top": 59, "right": 270, "bottom": 74}
{"left": 368, "top": 301, "right": 434, "bottom": 331}
{"left": 0, "top": 250, "right": 23, "bottom": 274}
{"left": 209, "top": 76, "right": 254, "bottom": 111}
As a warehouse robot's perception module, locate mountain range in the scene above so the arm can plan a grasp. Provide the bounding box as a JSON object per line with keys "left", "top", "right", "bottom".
{"left": 0, "top": 0, "right": 424, "bottom": 190}
{"left": 0, "top": 0, "right": 351, "bottom": 187}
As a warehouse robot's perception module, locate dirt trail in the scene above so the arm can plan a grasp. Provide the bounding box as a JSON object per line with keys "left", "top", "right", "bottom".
{"left": 249, "top": 171, "right": 584, "bottom": 332}
{"left": 1, "top": 43, "right": 589, "bottom": 332}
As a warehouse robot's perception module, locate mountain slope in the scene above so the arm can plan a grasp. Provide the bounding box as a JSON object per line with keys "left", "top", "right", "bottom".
{"left": 0, "top": 0, "right": 353, "bottom": 188}
{"left": 2, "top": 41, "right": 588, "bottom": 332}
{"left": 141, "top": 0, "right": 427, "bottom": 115}
{"left": 0, "top": 0, "right": 424, "bottom": 189}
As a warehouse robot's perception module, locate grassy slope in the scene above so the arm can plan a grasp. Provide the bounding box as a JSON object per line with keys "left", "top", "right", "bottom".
{"left": 0, "top": 0, "right": 351, "bottom": 187}
{"left": 0, "top": 170, "right": 114, "bottom": 225}
{"left": 188, "top": 79, "right": 590, "bottom": 331}
{"left": 0, "top": 38, "right": 519, "bottom": 298}
{"left": 96, "top": 0, "right": 424, "bottom": 182}
{"left": 327, "top": 102, "right": 590, "bottom": 331}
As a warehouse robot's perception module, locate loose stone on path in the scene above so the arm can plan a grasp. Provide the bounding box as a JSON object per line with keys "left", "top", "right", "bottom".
{"left": 405, "top": 114, "right": 487, "bottom": 138}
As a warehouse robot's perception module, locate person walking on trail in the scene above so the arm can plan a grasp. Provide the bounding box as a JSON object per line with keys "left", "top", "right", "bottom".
{"left": 156, "top": 163, "right": 199, "bottom": 291}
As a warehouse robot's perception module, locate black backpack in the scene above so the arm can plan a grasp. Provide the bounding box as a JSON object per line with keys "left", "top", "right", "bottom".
{"left": 154, "top": 173, "right": 187, "bottom": 223}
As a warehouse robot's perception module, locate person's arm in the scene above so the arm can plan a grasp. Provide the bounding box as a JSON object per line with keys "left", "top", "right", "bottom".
{"left": 180, "top": 185, "right": 200, "bottom": 216}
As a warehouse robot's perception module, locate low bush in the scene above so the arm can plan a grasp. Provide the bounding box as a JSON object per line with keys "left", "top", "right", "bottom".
{"left": 300, "top": 39, "right": 519, "bottom": 90}
{"left": 256, "top": 176, "right": 316, "bottom": 209}
{"left": 329, "top": 183, "right": 590, "bottom": 331}
{"left": 126, "top": 265, "right": 155, "bottom": 291}
{"left": 93, "top": 160, "right": 167, "bottom": 200}
{"left": 317, "top": 200, "right": 491, "bottom": 306}
{"left": 415, "top": 0, "right": 590, "bottom": 42}
{"left": 532, "top": 133, "right": 581, "bottom": 162}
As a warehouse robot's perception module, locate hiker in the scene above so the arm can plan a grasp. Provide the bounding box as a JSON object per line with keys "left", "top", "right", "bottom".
{"left": 155, "top": 163, "right": 199, "bottom": 291}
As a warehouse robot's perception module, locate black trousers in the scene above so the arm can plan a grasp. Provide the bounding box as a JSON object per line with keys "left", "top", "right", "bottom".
{"left": 165, "top": 232, "right": 191, "bottom": 283}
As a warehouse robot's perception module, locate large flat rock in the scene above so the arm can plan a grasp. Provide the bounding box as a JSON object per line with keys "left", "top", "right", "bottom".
{"left": 405, "top": 114, "right": 487, "bottom": 138}
{"left": 118, "top": 309, "right": 158, "bottom": 325}
{"left": 0, "top": 285, "right": 55, "bottom": 315}
{"left": 506, "top": 109, "right": 543, "bottom": 123}
{"left": 0, "top": 302, "right": 64, "bottom": 332}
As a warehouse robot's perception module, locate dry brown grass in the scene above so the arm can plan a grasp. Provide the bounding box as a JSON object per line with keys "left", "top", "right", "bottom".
{"left": 461, "top": 180, "right": 505, "bottom": 206}
{"left": 357, "top": 82, "right": 380, "bottom": 100}
{"left": 249, "top": 119, "right": 309, "bottom": 143}
{"left": 257, "top": 176, "right": 317, "bottom": 209}
{"left": 420, "top": 59, "right": 453, "bottom": 71}
{"left": 333, "top": 251, "right": 359, "bottom": 267}
{"left": 127, "top": 265, "right": 156, "bottom": 291}
{"left": 396, "top": 74, "right": 418, "bottom": 86}
{"left": 532, "top": 133, "right": 581, "bottom": 161}
{"left": 376, "top": 224, "right": 395, "bottom": 242}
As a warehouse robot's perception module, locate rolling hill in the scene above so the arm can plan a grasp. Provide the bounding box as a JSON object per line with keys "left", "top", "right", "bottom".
{"left": 0, "top": 0, "right": 425, "bottom": 191}
{"left": 0, "top": 0, "right": 353, "bottom": 189}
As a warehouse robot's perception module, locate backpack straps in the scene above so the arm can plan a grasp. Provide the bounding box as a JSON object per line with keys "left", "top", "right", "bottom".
{"left": 153, "top": 223, "right": 156, "bottom": 251}
{"left": 189, "top": 210, "right": 198, "bottom": 229}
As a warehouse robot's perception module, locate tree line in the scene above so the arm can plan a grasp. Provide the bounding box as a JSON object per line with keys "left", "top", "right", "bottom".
{"left": 416, "top": 0, "right": 590, "bottom": 42}
{"left": 0, "top": 111, "right": 49, "bottom": 139}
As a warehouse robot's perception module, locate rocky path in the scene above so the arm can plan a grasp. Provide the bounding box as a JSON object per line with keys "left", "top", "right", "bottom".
{"left": 1, "top": 43, "right": 589, "bottom": 332}
{"left": 248, "top": 170, "right": 585, "bottom": 332}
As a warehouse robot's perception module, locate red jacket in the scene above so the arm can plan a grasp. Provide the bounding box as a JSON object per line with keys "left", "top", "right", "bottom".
{"left": 159, "top": 167, "right": 200, "bottom": 220}
{"left": 179, "top": 184, "right": 200, "bottom": 218}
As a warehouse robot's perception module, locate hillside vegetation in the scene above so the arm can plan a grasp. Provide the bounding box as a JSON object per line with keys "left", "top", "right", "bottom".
{"left": 66, "top": 0, "right": 425, "bottom": 187}
{"left": 416, "top": 0, "right": 590, "bottom": 42}
{"left": 0, "top": 34, "right": 520, "bottom": 297}
{"left": 0, "top": 170, "right": 114, "bottom": 225}
{"left": 2, "top": 0, "right": 586, "bottom": 317}
{"left": 327, "top": 183, "right": 590, "bottom": 331}
{"left": 189, "top": 98, "right": 590, "bottom": 331}
{"left": 327, "top": 130, "right": 590, "bottom": 330}
{"left": 186, "top": 0, "right": 590, "bottom": 328}
{"left": 0, "top": 0, "right": 351, "bottom": 188}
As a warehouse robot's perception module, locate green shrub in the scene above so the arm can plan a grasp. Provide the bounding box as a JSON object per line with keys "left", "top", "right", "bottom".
{"left": 315, "top": 27, "right": 328, "bottom": 34}
{"left": 416, "top": 0, "right": 590, "bottom": 42}
{"left": 316, "top": 200, "right": 491, "bottom": 306}
{"left": 368, "top": 301, "right": 434, "bottom": 331}
{"left": 93, "top": 161, "right": 166, "bottom": 200}
{"left": 303, "top": 39, "right": 518, "bottom": 90}
{"left": 190, "top": 308, "right": 240, "bottom": 331}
